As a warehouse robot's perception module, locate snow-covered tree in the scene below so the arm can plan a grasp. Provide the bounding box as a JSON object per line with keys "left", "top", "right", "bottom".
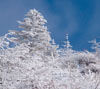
{"left": 7, "top": 9, "right": 55, "bottom": 57}
{"left": 50, "top": 39, "right": 59, "bottom": 58}
{"left": 64, "top": 33, "right": 72, "bottom": 50}
{"left": 89, "top": 39, "right": 100, "bottom": 57}
{"left": 60, "top": 33, "right": 73, "bottom": 56}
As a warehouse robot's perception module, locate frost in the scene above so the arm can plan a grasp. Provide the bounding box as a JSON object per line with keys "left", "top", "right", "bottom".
{"left": 0, "top": 9, "right": 100, "bottom": 89}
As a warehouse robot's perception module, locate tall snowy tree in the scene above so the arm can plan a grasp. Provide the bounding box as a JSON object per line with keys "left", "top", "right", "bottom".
{"left": 7, "top": 9, "right": 55, "bottom": 57}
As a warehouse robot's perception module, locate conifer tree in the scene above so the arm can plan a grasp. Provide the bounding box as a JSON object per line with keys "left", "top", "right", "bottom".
{"left": 64, "top": 33, "right": 72, "bottom": 50}
{"left": 89, "top": 39, "right": 100, "bottom": 56}
{"left": 61, "top": 33, "right": 73, "bottom": 56}
{"left": 7, "top": 9, "right": 55, "bottom": 57}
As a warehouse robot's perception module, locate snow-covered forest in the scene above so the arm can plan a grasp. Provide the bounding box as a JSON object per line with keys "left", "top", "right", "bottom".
{"left": 0, "top": 9, "right": 100, "bottom": 89}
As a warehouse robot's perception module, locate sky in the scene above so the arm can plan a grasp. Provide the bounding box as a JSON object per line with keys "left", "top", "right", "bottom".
{"left": 0, "top": 0, "right": 100, "bottom": 51}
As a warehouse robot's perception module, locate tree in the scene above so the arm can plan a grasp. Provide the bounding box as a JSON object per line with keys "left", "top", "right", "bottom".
{"left": 64, "top": 33, "right": 72, "bottom": 50}
{"left": 7, "top": 9, "right": 54, "bottom": 57}
{"left": 60, "top": 33, "right": 73, "bottom": 56}
{"left": 89, "top": 39, "right": 100, "bottom": 57}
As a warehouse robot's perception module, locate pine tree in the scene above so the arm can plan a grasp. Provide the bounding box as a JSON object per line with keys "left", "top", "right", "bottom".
{"left": 51, "top": 39, "right": 59, "bottom": 58}
{"left": 89, "top": 39, "right": 100, "bottom": 57}
{"left": 8, "top": 9, "right": 52, "bottom": 56}
{"left": 61, "top": 33, "right": 73, "bottom": 57}
{"left": 64, "top": 33, "right": 72, "bottom": 50}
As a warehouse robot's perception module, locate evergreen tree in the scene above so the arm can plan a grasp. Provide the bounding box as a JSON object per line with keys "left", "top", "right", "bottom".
{"left": 60, "top": 33, "right": 73, "bottom": 57}
{"left": 8, "top": 9, "right": 53, "bottom": 56}
{"left": 64, "top": 33, "right": 72, "bottom": 50}
{"left": 89, "top": 39, "right": 100, "bottom": 57}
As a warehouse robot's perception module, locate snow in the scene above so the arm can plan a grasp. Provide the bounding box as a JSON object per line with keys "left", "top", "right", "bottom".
{"left": 0, "top": 9, "right": 100, "bottom": 89}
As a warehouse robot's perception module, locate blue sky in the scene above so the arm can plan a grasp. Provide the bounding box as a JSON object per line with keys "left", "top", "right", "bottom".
{"left": 0, "top": 0, "right": 100, "bottom": 51}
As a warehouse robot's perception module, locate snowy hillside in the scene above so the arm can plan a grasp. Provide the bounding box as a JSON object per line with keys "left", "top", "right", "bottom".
{"left": 0, "top": 9, "right": 100, "bottom": 89}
